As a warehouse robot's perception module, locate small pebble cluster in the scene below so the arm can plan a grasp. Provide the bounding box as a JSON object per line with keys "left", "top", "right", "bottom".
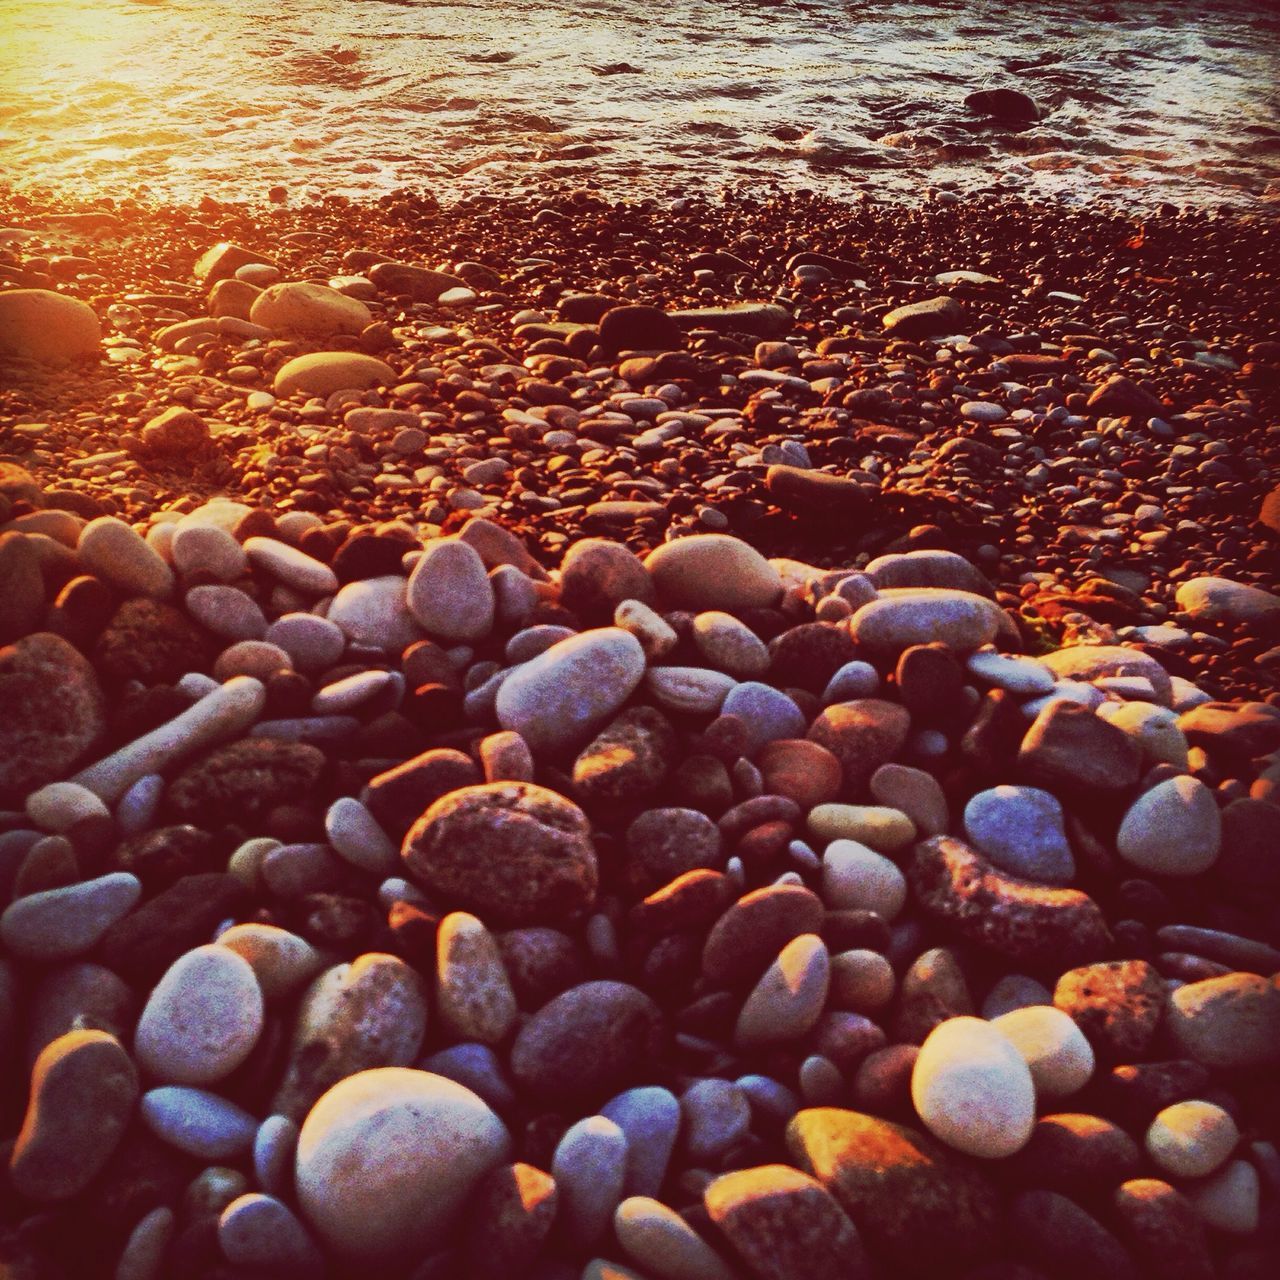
{"left": 0, "top": 188, "right": 1278, "bottom": 1280}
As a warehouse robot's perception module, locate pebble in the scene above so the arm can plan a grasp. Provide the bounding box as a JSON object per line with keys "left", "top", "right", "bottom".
{"left": 273, "top": 350, "right": 396, "bottom": 397}
{"left": 264, "top": 612, "right": 346, "bottom": 671}
{"left": 170, "top": 521, "right": 247, "bottom": 580}
{"left": 435, "top": 910, "right": 518, "bottom": 1044}
{"left": 219, "top": 1192, "right": 326, "bottom": 1274}
{"left": 681, "top": 1078, "right": 751, "bottom": 1162}
{"left": 73, "top": 675, "right": 267, "bottom": 804}
{"left": 807, "top": 698, "right": 911, "bottom": 796}
{"left": 244, "top": 535, "right": 339, "bottom": 595}
{"left": 510, "top": 980, "right": 663, "bottom": 1102}
{"left": 1185, "top": 1159, "right": 1259, "bottom": 1235}
{"left": 868, "top": 763, "right": 948, "bottom": 837}
{"left": 215, "top": 922, "right": 323, "bottom": 998}
{"left": 0, "top": 288, "right": 101, "bottom": 360}
{"left": 785, "top": 1108, "right": 1000, "bottom": 1273}
{"left": 1146, "top": 1099, "right": 1239, "bottom": 1179}
{"left": 1, "top": 871, "right": 141, "bottom": 960}
{"left": 1116, "top": 775, "right": 1221, "bottom": 876}
{"left": 601, "top": 1086, "right": 681, "bottom": 1198}
{"left": 249, "top": 280, "right": 372, "bottom": 335}
{"left": 910, "top": 1016, "right": 1036, "bottom": 1158}
{"left": 462, "top": 1161, "right": 559, "bottom": 1278}
{"left": 1054, "top": 959, "right": 1167, "bottom": 1062}
{"left": 645, "top": 665, "right": 736, "bottom": 715}
{"left": 644, "top": 534, "right": 783, "bottom": 610}
{"left": 990, "top": 1005, "right": 1095, "bottom": 1098}
{"left": 24, "top": 780, "right": 110, "bottom": 831}
{"left": 115, "top": 1206, "right": 175, "bottom": 1280}
{"left": 77, "top": 516, "right": 174, "bottom": 598}
{"left": 272, "top": 953, "right": 427, "bottom": 1120}
{"left": 496, "top": 627, "right": 647, "bottom": 753}
{"left": 848, "top": 589, "right": 1000, "bottom": 656}
{"left": 406, "top": 537, "right": 495, "bottom": 641}
{"left": 821, "top": 840, "right": 907, "bottom": 918}
{"left": 134, "top": 944, "right": 265, "bottom": 1084}
{"left": 692, "top": 610, "right": 770, "bottom": 677}
{"left": 185, "top": 583, "right": 267, "bottom": 640}
{"left": 963, "top": 785, "right": 1076, "bottom": 884}
{"left": 295, "top": 1067, "right": 510, "bottom": 1262}
{"left": 704, "top": 1163, "right": 869, "bottom": 1280}
{"left": 140, "top": 1085, "right": 258, "bottom": 1158}
{"left": 9, "top": 1029, "right": 137, "bottom": 1201}
{"left": 1097, "top": 699, "right": 1190, "bottom": 768}
{"left": 324, "top": 795, "right": 398, "bottom": 877}
{"left": 552, "top": 1115, "right": 630, "bottom": 1248}
{"left": 615, "top": 1195, "right": 737, "bottom": 1280}
{"left": 404, "top": 781, "right": 598, "bottom": 926}
{"left": 721, "top": 681, "right": 807, "bottom": 753}
{"left": 1166, "top": 972, "right": 1280, "bottom": 1068}
{"left": 246, "top": 1116, "right": 296, "bottom": 1201}
{"left": 735, "top": 933, "right": 830, "bottom": 1046}
{"left": 326, "top": 574, "right": 419, "bottom": 649}
{"left": 808, "top": 804, "right": 915, "bottom": 851}
{"left": 909, "top": 836, "right": 1112, "bottom": 966}
{"left": 829, "top": 949, "right": 895, "bottom": 1012}
{"left": 1175, "top": 575, "right": 1280, "bottom": 626}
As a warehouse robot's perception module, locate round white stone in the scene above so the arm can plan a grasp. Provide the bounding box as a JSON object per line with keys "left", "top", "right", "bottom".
{"left": 911, "top": 1016, "right": 1036, "bottom": 1159}
{"left": 990, "top": 1005, "right": 1095, "bottom": 1098}
{"left": 1117, "top": 775, "right": 1221, "bottom": 877}
{"left": 134, "top": 945, "right": 264, "bottom": 1085}
{"left": 295, "top": 1067, "right": 510, "bottom": 1263}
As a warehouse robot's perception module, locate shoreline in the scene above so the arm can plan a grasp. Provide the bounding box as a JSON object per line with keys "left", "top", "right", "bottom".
{"left": 2, "top": 182, "right": 1280, "bottom": 1279}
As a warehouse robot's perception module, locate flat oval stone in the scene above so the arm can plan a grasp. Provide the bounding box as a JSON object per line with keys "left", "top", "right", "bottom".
{"left": 990, "top": 1005, "right": 1095, "bottom": 1098}
{"left": 496, "top": 628, "right": 646, "bottom": 754}
{"left": 644, "top": 535, "right": 783, "bottom": 611}
{"left": 0, "top": 289, "right": 101, "bottom": 361}
{"left": 326, "top": 574, "right": 419, "bottom": 650}
{"left": 807, "top": 699, "right": 911, "bottom": 798}
{"left": 601, "top": 1086, "right": 681, "bottom": 1199}
{"left": 1, "top": 872, "right": 141, "bottom": 961}
{"left": 273, "top": 351, "right": 396, "bottom": 398}
{"left": 171, "top": 522, "right": 247, "bottom": 581}
{"left": 552, "top": 1115, "right": 629, "bottom": 1249}
{"left": 250, "top": 281, "right": 371, "bottom": 336}
{"left": 911, "top": 1016, "right": 1035, "bottom": 1158}
{"left": 510, "top": 980, "right": 664, "bottom": 1104}
{"left": 436, "top": 911, "right": 518, "bottom": 1045}
{"left": 244, "top": 536, "right": 339, "bottom": 595}
{"left": 821, "top": 840, "right": 907, "bottom": 919}
{"left": 140, "top": 1086, "right": 258, "bottom": 1159}
{"left": 10, "top": 1029, "right": 137, "bottom": 1201}
{"left": 735, "top": 934, "right": 830, "bottom": 1047}
{"left": 1116, "top": 776, "right": 1221, "bottom": 877}
{"left": 1165, "top": 972, "right": 1280, "bottom": 1069}
{"left": 295, "top": 1068, "right": 510, "bottom": 1263}
{"left": 702, "top": 883, "right": 825, "bottom": 986}
{"left": 966, "top": 650, "right": 1055, "bottom": 695}
{"left": 645, "top": 665, "right": 735, "bottom": 716}
{"left": 78, "top": 517, "right": 174, "bottom": 598}
{"left": 849, "top": 589, "right": 1001, "bottom": 656}
{"left": 1146, "top": 1100, "right": 1238, "bottom": 1179}
{"left": 963, "top": 785, "right": 1076, "bottom": 884}
{"left": 404, "top": 781, "right": 597, "bottom": 927}
{"left": 406, "top": 538, "right": 495, "bottom": 641}
{"left": 134, "top": 944, "right": 264, "bottom": 1084}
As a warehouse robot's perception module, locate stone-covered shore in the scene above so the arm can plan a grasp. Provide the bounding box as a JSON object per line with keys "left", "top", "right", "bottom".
{"left": 1, "top": 186, "right": 1279, "bottom": 1280}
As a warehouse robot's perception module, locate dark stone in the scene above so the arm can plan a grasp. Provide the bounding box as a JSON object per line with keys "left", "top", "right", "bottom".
{"left": 598, "top": 304, "right": 684, "bottom": 355}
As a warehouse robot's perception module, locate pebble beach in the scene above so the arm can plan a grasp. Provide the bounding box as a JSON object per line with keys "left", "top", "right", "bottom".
{"left": 1, "top": 176, "right": 1279, "bottom": 1280}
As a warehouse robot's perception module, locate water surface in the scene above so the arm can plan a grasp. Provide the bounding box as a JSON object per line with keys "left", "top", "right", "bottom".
{"left": 1, "top": 0, "right": 1278, "bottom": 206}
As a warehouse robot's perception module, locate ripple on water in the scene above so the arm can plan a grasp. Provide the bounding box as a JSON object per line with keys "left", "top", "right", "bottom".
{"left": 0, "top": 0, "right": 1276, "bottom": 206}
